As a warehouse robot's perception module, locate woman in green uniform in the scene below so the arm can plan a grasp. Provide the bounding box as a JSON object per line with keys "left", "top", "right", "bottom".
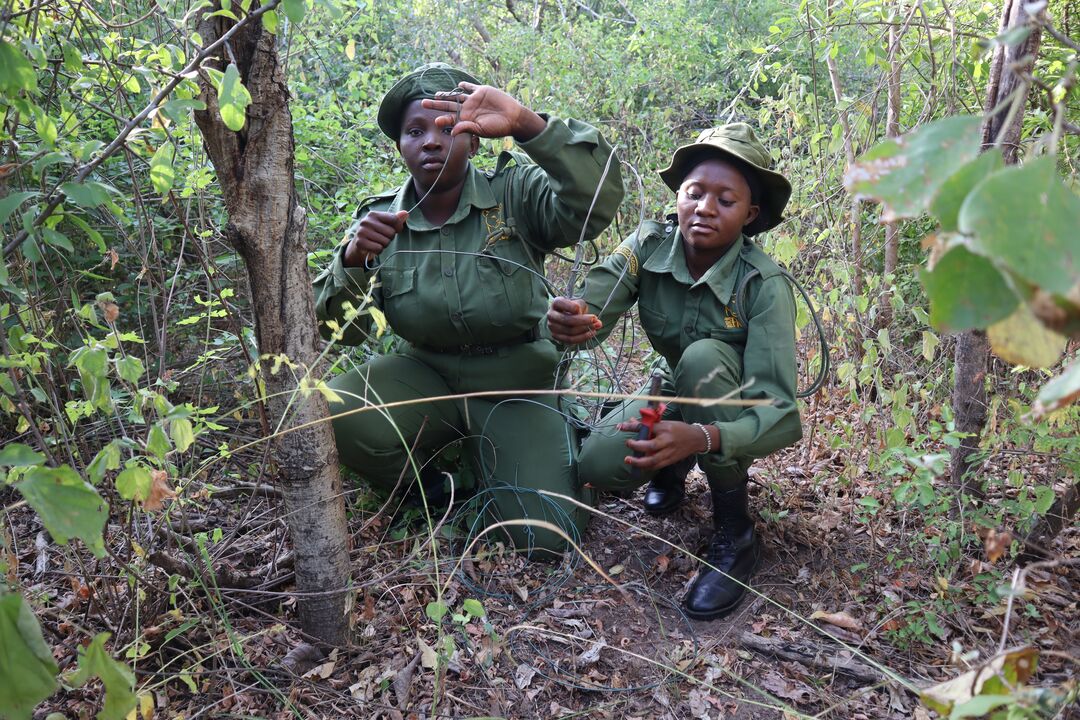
{"left": 313, "top": 63, "right": 623, "bottom": 556}
{"left": 546, "top": 124, "right": 801, "bottom": 617}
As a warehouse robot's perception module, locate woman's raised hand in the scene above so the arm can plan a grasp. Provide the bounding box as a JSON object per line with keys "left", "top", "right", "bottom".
{"left": 422, "top": 82, "right": 547, "bottom": 142}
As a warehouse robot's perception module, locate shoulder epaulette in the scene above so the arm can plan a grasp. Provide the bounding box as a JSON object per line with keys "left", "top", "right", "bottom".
{"left": 352, "top": 186, "right": 400, "bottom": 217}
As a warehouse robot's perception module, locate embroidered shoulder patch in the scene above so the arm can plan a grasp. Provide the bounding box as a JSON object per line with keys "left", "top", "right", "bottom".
{"left": 723, "top": 304, "right": 743, "bottom": 329}
{"left": 612, "top": 245, "right": 639, "bottom": 277}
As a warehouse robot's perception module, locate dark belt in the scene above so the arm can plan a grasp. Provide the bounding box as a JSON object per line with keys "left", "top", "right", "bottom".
{"left": 413, "top": 325, "right": 541, "bottom": 356}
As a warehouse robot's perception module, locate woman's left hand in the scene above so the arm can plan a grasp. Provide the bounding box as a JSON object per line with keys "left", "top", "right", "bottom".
{"left": 619, "top": 419, "right": 710, "bottom": 471}
{"left": 422, "top": 82, "right": 547, "bottom": 142}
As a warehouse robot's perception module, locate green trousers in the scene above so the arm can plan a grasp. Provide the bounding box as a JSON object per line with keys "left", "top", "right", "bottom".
{"left": 579, "top": 339, "right": 752, "bottom": 492}
{"left": 328, "top": 340, "right": 593, "bottom": 556}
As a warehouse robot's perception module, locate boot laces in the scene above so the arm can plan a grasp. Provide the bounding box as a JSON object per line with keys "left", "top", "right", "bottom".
{"left": 705, "top": 527, "right": 739, "bottom": 566}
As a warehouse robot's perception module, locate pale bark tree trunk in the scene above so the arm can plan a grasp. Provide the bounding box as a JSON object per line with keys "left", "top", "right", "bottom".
{"left": 192, "top": 6, "right": 351, "bottom": 646}
{"left": 825, "top": 47, "right": 863, "bottom": 299}
{"left": 879, "top": 24, "right": 902, "bottom": 328}
{"left": 950, "top": 0, "right": 1042, "bottom": 493}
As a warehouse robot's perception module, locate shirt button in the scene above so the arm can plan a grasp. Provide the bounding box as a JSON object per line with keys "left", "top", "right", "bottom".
{"left": 452, "top": 311, "right": 462, "bottom": 321}
{"left": 685, "top": 325, "right": 693, "bottom": 334}
{"left": 443, "top": 267, "right": 454, "bottom": 277}
{"left": 441, "top": 228, "right": 450, "bottom": 236}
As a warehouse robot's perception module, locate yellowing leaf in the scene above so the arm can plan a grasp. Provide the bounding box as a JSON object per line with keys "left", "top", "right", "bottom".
{"left": 988, "top": 304, "right": 1066, "bottom": 368}
{"left": 345, "top": 38, "right": 355, "bottom": 61}
{"left": 921, "top": 646, "right": 1037, "bottom": 716}
{"left": 369, "top": 306, "right": 387, "bottom": 338}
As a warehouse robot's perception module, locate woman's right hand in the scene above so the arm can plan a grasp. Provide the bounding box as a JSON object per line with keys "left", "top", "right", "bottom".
{"left": 343, "top": 210, "right": 409, "bottom": 267}
{"left": 547, "top": 296, "right": 602, "bottom": 345}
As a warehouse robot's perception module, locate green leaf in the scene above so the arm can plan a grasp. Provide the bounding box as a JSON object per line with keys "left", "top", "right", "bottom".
{"left": 920, "top": 244, "right": 1018, "bottom": 332}
{"left": 0, "top": 443, "right": 45, "bottom": 467}
{"left": 1034, "top": 359, "right": 1080, "bottom": 415}
{"left": 282, "top": 0, "right": 306, "bottom": 23}
{"left": 929, "top": 150, "right": 1004, "bottom": 232}
{"left": 425, "top": 601, "right": 447, "bottom": 622}
{"left": 262, "top": 9, "right": 280, "bottom": 33}
{"left": 949, "top": 694, "right": 1011, "bottom": 718}
{"left": 87, "top": 440, "right": 123, "bottom": 485}
{"left": 846, "top": 115, "right": 983, "bottom": 221}
{"left": 65, "top": 633, "right": 136, "bottom": 720}
{"left": 0, "top": 192, "right": 39, "bottom": 225}
{"left": 149, "top": 144, "right": 175, "bottom": 195}
{"left": 988, "top": 303, "right": 1066, "bottom": 369}
{"left": 960, "top": 156, "right": 1080, "bottom": 297}
{"left": 462, "top": 598, "right": 485, "bottom": 618}
{"left": 16, "top": 465, "right": 108, "bottom": 557}
{"left": 0, "top": 593, "right": 59, "bottom": 720}
{"left": 116, "top": 463, "right": 152, "bottom": 502}
{"left": 217, "top": 63, "right": 251, "bottom": 132}
{"left": 115, "top": 355, "right": 144, "bottom": 385}
{"left": 145, "top": 424, "right": 171, "bottom": 460}
{"left": 0, "top": 40, "right": 38, "bottom": 94}
{"left": 170, "top": 417, "right": 195, "bottom": 453}
{"left": 41, "top": 228, "right": 73, "bottom": 253}
{"left": 62, "top": 181, "right": 112, "bottom": 208}
{"left": 160, "top": 98, "right": 206, "bottom": 121}
{"left": 34, "top": 109, "right": 57, "bottom": 147}
{"left": 1033, "top": 486, "right": 1056, "bottom": 515}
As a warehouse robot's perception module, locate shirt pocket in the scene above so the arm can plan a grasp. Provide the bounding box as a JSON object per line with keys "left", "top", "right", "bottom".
{"left": 476, "top": 243, "right": 538, "bottom": 328}
{"left": 638, "top": 304, "right": 669, "bottom": 343}
{"left": 379, "top": 266, "right": 417, "bottom": 326}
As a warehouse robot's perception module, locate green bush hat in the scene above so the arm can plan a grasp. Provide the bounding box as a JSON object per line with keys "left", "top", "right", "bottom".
{"left": 376, "top": 62, "right": 481, "bottom": 140}
{"left": 659, "top": 123, "right": 792, "bottom": 235}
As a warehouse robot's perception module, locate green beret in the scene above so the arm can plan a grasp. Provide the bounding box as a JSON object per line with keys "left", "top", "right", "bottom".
{"left": 659, "top": 123, "right": 792, "bottom": 236}
{"left": 377, "top": 62, "right": 481, "bottom": 140}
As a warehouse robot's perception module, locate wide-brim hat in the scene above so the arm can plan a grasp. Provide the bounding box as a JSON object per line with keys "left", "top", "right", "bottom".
{"left": 376, "top": 62, "right": 481, "bottom": 140}
{"left": 658, "top": 123, "right": 791, "bottom": 235}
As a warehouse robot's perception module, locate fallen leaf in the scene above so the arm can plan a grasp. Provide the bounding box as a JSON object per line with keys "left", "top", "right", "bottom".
{"left": 514, "top": 662, "right": 537, "bottom": 689}
{"left": 302, "top": 648, "right": 337, "bottom": 679}
{"left": 983, "top": 528, "right": 1013, "bottom": 563}
{"left": 416, "top": 635, "right": 438, "bottom": 669}
{"left": 760, "top": 668, "right": 812, "bottom": 705}
{"left": 921, "top": 647, "right": 1038, "bottom": 715}
{"left": 653, "top": 554, "right": 670, "bottom": 575}
{"left": 810, "top": 609, "right": 863, "bottom": 633}
{"left": 576, "top": 638, "right": 607, "bottom": 666}
{"left": 108, "top": 248, "right": 119, "bottom": 270}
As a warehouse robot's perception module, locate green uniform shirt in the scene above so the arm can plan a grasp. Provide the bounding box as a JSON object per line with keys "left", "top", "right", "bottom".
{"left": 575, "top": 219, "right": 802, "bottom": 462}
{"left": 313, "top": 116, "right": 623, "bottom": 348}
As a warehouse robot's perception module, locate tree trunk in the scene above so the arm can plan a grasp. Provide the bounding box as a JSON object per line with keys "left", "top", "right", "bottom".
{"left": 950, "top": 0, "right": 1042, "bottom": 493}
{"left": 192, "top": 6, "right": 351, "bottom": 647}
{"left": 879, "top": 24, "right": 902, "bottom": 329}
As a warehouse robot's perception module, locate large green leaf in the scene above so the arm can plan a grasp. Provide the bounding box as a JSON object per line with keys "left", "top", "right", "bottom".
{"left": 960, "top": 156, "right": 1080, "bottom": 297}
{"left": 217, "top": 63, "right": 251, "bottom": 132}
{"left": 149, "top": 144, "right": 175, "bottom": 195}
{"left": 61, "top": 181, "right": 112, "bottom": 208}
{"left": 0, "top": 593, "right": 59, "bottom": 720}
{"left": 16, "top": 465, "right": 108, "bottom": 557}
{"left": 0, "top": 443, "right": 45, "bottom": 467}
{"left": 116, "top": 463, "right": 152, "bottom": 503}
{"left": 929, "top": 150, "right": 1004, "bottom": 232}
{"left": 846, "top": 115, "right": 983, "bottom": 221}
{"left": 65, "top": 633, "right": 136, "bottom": 720}
{"left": 0, "top": 40, "right": 38, "bottom": 94}
{"left": 921, "top": 244, "right": 1018, "bottom": 332}
{"left": 282, "top": 0, "right": 306, "bottom": 23}
{"left": 0, "top": 191, "right": 39, "bottom": 225}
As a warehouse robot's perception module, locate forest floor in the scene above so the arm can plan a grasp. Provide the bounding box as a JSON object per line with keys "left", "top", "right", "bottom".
{"left": 9, "top": 375, "right": 1079, "bottom": 719}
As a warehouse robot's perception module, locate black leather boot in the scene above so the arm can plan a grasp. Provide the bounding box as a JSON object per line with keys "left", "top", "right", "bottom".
{"left": 642, "top": 456, "right": 694, "bottom": 515}
{"left": 682, "top": 482, "right": 760, "bottom": 620}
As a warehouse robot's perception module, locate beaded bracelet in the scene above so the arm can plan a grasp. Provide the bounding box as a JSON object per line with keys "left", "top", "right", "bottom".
{"left": 693, "top": 422, "right": 713, "bottom": 453}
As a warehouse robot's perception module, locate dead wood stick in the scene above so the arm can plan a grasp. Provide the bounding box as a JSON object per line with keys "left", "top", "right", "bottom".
{"left": 738, "top": 632, "right": 883, "bottom": 684}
